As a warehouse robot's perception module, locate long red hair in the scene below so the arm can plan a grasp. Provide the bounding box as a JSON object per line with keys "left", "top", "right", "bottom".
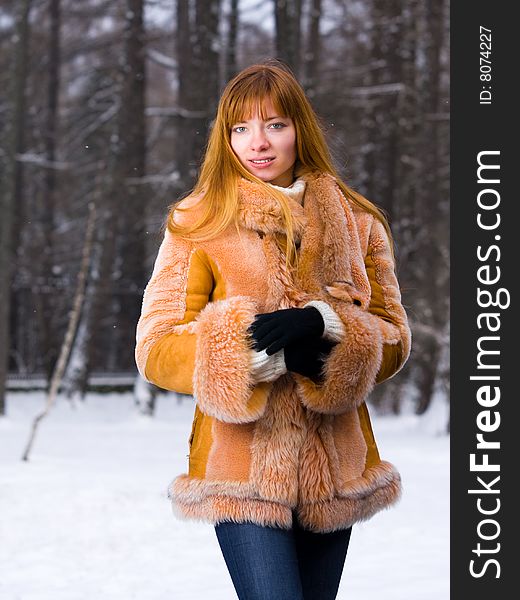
{"left": 167, "top": 59, "right": 394, "bottom": 266}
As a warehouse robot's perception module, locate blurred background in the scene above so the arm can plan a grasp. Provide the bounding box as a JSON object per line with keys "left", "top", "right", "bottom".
{"left": 0, "top": 0, "right": 449, "bottom": 423}
{"left": 0, "top": 2, "right": 450, "bottom": 597}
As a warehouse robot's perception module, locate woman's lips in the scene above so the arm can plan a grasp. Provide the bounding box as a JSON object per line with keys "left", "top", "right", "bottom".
{"left": 248, "top": 157, "right": 275, "bottom": 168}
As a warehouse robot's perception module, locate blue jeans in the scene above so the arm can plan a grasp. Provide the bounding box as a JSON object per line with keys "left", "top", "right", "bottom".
{"left": 214, "top": 514, "right": 352, "bottom": 600}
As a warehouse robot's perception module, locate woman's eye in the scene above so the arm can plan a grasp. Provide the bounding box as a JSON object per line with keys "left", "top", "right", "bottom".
{"left": 269, "top": 122, "right": 286, "bottom": 129}
{"left": 232, "top": 126, "right": 246, "bottom": 133}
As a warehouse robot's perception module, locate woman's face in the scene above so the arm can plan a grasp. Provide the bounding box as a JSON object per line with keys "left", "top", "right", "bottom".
{"left": 230, "top": 98, "right": 297, "bottom": 187}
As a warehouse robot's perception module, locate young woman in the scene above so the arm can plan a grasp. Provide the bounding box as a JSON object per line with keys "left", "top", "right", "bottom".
{"left": 135, "top": 60, "right": 411, "bottom": 599}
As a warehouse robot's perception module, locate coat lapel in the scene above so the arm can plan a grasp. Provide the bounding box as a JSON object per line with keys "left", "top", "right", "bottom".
{"left": 303, "top": 174, "right": 372, "bottom": 310}
{"left": 236, "top": 173, "right": 371, "bottom": 310}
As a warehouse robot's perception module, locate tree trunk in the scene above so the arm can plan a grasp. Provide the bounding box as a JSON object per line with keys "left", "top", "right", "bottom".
{"left": 176, "top": 0, "right": 221, "bottom": 185}
{"left": 361, "top": 0, "right": 403, "bottom": 217}
{"left": 0, "top": 0, "right": 33, "bottom": 415}
{"left": 273, "top": 0, "right": 302, "bottom": 75}
{"left": 114, "top": 0, "right": 147, "bottom": 373}
{"left": 37, "top": 0, "right": 62, "bottom": 382}
{"left": 176, "top": 0, "right": 202, "bottom": 184}
{"left": 225, "top": 0, "right": 239, "bottom": 82}
{"left": 61, "top": 193, "right": 105, "bottom": 401}
{"left": 195, "top": 0, "right": 221, "bottom": 108}
{"left": 78, "top": 0, "right": 148, "bottom": 385}
{"left": 134, "top": 374, "right": 158, "bottom": 416}
{"left": 303, "top": 0, "right": 321, "bottom": 98}
{"left": 414, "top": 0, "right": 447, "bottom": 414}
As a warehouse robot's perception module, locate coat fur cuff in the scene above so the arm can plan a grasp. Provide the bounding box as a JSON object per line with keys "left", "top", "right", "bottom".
{"left": 193, "top": 296, "right": 270, "bottom": 423}
{"left": 295, "top": 304, "right": 383, "bottom": 414}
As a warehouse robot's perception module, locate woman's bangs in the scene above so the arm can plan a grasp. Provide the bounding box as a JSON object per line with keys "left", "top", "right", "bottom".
{"left": 226, "top": 83, "right": 288, "bottom": 127}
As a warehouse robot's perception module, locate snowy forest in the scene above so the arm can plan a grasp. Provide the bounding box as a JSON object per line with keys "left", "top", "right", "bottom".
{"left": 0, "top": 0, "right": 450, "bottom": 421}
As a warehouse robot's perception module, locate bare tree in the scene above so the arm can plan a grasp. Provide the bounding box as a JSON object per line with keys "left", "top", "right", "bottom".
{"left": 0, "top": 0, "right": 33, "bottom": 415}
{"left": 176, "top": 0, "right": 202, "bottom": 183}
{"left": 413, "top": 0, "right": 448, "bottom": 414}
{"left": 61, "top": 165, "right": 107, "bottom": 401}
{"left": 273, "top": 0, "right": 303, "bottom": 76}
{"left": 113, "top": 0, "right": 148, "bottom": 374}
{"left": 176, "top": 0, "right": 222, "bottom": 186}
{"left": 69, "top": 0, "right": 148, "bottom": 393}
{"left": 225, "top": 0, "right": 239, "bottom": 82}
{"left": 36, "top": 0, "right": 63, "bottom": 382}
{"left": 360, "top": 0, "right": 404, "bottom": 217}
{"left": 303, "top": 0, "right": 322, "bottom": 98}
{"left": 22, "top": 202, "right": 96, "bottom": 461}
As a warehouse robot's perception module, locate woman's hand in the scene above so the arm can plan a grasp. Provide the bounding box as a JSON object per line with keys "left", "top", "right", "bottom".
{"left": 248, "top": 307, "right": 325, "bottom": 355}
{"left": 284, "top": 336, "right": 337, "bottom": 381}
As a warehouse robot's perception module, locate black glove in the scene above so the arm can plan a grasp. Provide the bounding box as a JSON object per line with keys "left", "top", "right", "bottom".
{"left": 284, "top": 336, "right": 337, "bottom": 381}
{"left": 248, "top": 307, "right": 325, "bottom": 355}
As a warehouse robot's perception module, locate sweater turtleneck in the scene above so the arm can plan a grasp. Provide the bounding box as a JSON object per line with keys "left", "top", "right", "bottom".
{"left": 267, "top": 177, "right": 306, "bottom": 205}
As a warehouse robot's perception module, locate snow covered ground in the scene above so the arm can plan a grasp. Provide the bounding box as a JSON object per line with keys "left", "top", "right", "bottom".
{"left": 0, "top": 392, "right": 449, "bottom": 600}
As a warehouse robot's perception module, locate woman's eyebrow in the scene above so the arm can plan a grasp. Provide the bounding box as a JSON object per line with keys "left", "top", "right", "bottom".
{"left": 234, "top": 115, "right": 286, "bottom": 124}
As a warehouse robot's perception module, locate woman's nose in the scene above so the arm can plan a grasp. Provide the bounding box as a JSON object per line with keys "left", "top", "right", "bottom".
{"left": 250, "top": 130, "right": 269, "bottom": 152}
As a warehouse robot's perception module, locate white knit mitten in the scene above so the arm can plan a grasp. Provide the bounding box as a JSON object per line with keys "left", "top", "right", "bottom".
{"left": 249, "top": 348, "right": 287, "bottom": 383}
{"left": 303, "top": 300, "right": 346, "bottom": 342}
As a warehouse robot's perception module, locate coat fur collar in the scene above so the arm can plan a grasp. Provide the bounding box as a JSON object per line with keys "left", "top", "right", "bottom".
{"left": 236, "top": 172, "right": 372, "bottom": 309}
{"left": 237, "top": 176, "right": 308, "bottom": 240}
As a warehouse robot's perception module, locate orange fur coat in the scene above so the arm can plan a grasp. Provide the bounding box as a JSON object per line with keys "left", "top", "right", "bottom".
{"left": 135, "top": 171, "right": 411, "bottom": 533}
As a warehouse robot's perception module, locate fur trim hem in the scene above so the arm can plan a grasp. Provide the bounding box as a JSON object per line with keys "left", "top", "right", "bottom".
{"left": 297, "top": 462, "right": 402, "bottom": 533}
{"left": 297, "top": 480, "right": 401, "bottom": 533}
{"left": 336, "top": 460, "right": 401, "bottom": 500}
{"left": 169, "top": 474, "right": 257, "bottom": 502}
{"left": 193, "top": 296, "right": 270, "bottom": 423}
{"left": 168, "top": 462, "right": 401, "bottom": 533}
{"left": 171, "top": 495, "right": 293, "bottom": 530}
{"left": 295, "top": 304, "right": 383, "bottom": 414}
